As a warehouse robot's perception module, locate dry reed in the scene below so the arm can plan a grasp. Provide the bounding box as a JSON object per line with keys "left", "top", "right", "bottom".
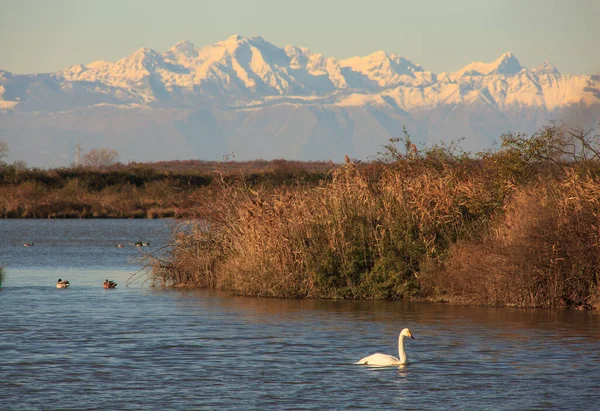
{"left": 152, "top": 124, "right": 600, "bottom": 308}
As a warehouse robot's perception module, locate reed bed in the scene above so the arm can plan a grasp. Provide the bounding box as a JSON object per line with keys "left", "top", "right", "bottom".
{"left": 151, "top": 124, "right": 600, "bottom": 308}
{"left": 151, "top": 153, "right": 513, "bottom": 299}
{"left": 431, "top": 171, "right": 600, "bottom": 308}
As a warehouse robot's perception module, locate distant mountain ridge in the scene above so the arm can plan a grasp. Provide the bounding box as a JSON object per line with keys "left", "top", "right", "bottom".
{"left": 1, "top": 35, "right": 598, "bottom": 167}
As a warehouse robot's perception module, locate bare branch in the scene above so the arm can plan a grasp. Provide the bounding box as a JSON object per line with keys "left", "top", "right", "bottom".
{"left": 83, "top": 148, "right": 119, "bottom": 168}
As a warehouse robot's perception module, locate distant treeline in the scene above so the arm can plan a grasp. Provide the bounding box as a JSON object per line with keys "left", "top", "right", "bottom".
{"left": 148, "top": 124, "right": 600, "bottom": 309}
{"left": 0, "top": 160, "right": 331, "bottom": 218}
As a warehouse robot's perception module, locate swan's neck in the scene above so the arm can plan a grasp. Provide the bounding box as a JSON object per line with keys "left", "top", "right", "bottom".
{"left": 398, "top": 335, "right": 407, "bottom": 364}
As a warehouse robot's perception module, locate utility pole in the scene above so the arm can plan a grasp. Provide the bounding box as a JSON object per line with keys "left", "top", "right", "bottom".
{"left": 74, "top": 139, "right": 82, "bottom": 167}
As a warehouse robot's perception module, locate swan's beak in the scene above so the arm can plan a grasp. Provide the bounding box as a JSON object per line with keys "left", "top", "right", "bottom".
{"left": 409, "top": 332, "right": 415, "bottom": 339}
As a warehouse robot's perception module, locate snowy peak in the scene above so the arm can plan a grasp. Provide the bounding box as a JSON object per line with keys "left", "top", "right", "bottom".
{"left": 390, "top": 55, "right": 425, "bottom": 75}
{"left": 532, "top": 60, "right": 561, "bottom": 76}
{"left": 192, "top": 35, "right": 289, "bottom": 68}
{"left": 165, "top": 40, "right": 199, "bottom": 58}
{"left": 455, "top": 52, "right": 523, "bottom": 77}
{"left": 283, "top": 45, "right": 329, "bottom": 72}
{"left": 227, "top": 34, "right": 243, "bottom": 42}
{"left": 340, "top": 50, "right": 426, "bottom": 87}
{"left": 216, "top": 34, "right": 273, "bottom": 54}
{"left": 116, "top": 47, "right": 165, "bottom": 72}
{"left": 361, "top": 50, "right": 392, "bottom": 64}
{"left": 493, "top": 52, "right": 522, "bottom": 75}
{"left": 163, "top": 40, "right": 200, "bottom": 70}
{"left": 341, "top": 50, "right": 423, "bottom": 74}
{"left": 210, "top": 35, "right": 293, "bottom": 92}
{"left": 220, "top": 33, "right": 248, "bottom": 50}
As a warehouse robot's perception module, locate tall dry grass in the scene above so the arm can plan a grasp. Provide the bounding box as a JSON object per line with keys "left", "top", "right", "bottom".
{"left": 428, "top": 171, "right": 600, "bottom": 308}
{"left": 151, "top": 149, "right": 512, "bottom": 299}
{"left": 152, "top": 124, "right": 600, "bottom": 307}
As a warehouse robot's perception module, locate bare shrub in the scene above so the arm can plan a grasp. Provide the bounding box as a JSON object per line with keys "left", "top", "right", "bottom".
{"left": 84, "top": 148, "right": 119, "bottom": 168}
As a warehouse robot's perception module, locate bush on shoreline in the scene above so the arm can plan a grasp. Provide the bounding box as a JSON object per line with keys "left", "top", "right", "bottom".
{"left": 424, "top": 171, "right": 600, "bottom": 308}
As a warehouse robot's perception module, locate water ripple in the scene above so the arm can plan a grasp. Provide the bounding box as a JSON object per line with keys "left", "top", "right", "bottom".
{"left": 1, "top": 220, "right": 599, "bottom": 410}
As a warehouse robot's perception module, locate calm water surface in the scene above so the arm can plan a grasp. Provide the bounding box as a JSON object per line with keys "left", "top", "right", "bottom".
{"left": 1, "top": 219, "right": 599, "bottom": 410}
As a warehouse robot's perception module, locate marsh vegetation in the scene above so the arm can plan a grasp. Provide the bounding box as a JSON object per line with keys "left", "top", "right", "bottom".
{"left": 149, "top": 124, "right": 600, "bottom": 309}
{"left": 0, "top": 160, "right": 330, "bottom": 218}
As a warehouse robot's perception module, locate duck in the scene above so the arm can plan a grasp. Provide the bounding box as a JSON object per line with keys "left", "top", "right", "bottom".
{"left": 24, "top": 243, "right": 34, "bottom": 247}
{"left": 354, "top": 328, "right": 415, "bottom": 366}
{"left": 135, "top": 241, "right": 150, "bottom": 247}
{"left": 103, "top": 279, "right": 117, "bottom": 289}
{"left": 56, "top": 278, "right": 70, "bottom": 289}
{"left": 115, "top": 244, "right": 125, "bottom": 248}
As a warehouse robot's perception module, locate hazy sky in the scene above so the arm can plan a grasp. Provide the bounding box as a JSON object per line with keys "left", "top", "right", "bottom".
{"left": 1, "top": 0, "right": 598, "bottom": 75}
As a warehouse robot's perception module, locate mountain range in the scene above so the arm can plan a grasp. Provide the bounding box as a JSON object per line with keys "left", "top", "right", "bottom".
{"left": 1, "top": 35, "right": 599, "bottom": 167}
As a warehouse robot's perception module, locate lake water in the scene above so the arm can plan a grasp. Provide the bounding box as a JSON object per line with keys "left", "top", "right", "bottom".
{"left": 1, "top": 219, "right": 599, "bottom": 410}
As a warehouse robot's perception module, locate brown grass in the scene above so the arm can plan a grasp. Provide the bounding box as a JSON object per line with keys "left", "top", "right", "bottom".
{"left": 150, "top": 124, "right": 600, "bottom": 308}
{"left": 0, "top": 159, "right": 330, "bottom": 218}
{"left": 425, "top": 171, "right": 600, "bottom": 308}
{"left": 151, "top": 154, "right": 512, "bottom": 300}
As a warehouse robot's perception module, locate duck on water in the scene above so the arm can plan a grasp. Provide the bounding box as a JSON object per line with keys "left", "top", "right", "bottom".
{"left": 56, "top": 279, "right": 70, "bottom": 289}
{"left": 103, "top": 279, "right": 117, "bottom": 289}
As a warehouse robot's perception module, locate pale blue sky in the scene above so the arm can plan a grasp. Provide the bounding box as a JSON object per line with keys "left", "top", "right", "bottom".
{"left": 1, "top": 0, "right": 598, "bottom": 75}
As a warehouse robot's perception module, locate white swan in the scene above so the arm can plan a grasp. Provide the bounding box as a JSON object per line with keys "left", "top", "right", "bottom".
{"left": 355, "top": 328, "right": 415, "bottom": 366}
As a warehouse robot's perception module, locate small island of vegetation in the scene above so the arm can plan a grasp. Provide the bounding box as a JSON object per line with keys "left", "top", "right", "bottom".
{"left": 146, "top": 124, "right": 600, "bottom": 310}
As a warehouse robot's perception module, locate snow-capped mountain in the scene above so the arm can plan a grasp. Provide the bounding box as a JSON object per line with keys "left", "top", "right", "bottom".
{"left": 1, "top": 35, "right": 598, "bottom": 167}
